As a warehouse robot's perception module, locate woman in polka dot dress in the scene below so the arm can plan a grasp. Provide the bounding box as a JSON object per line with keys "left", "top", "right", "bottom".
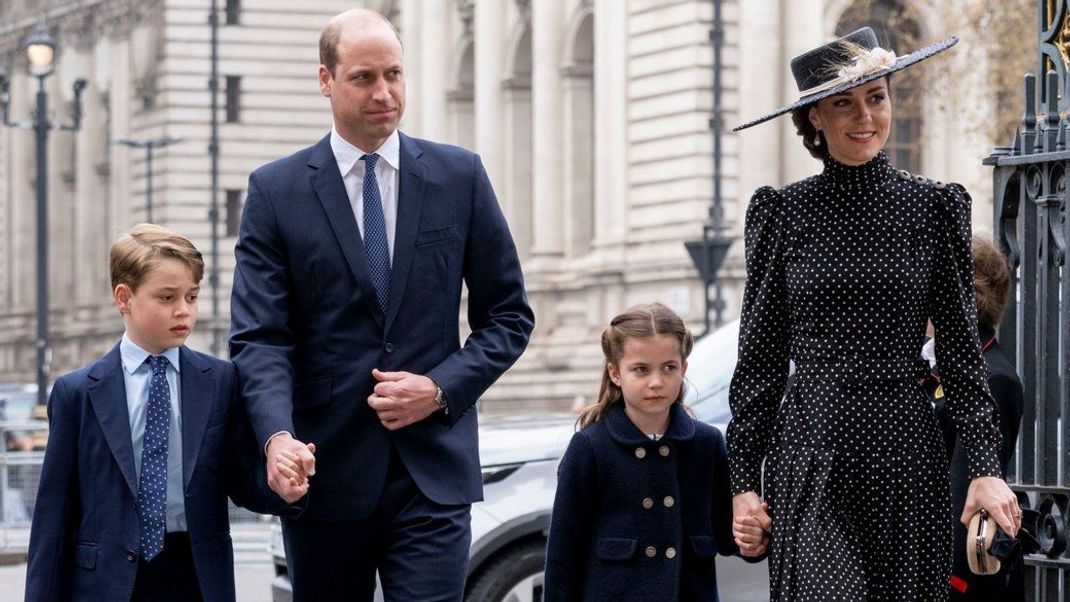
{"left": 726, "top": 28, "right": 1022, "bottom": 601}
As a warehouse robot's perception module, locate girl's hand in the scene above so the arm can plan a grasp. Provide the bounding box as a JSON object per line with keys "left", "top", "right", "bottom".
{"left": 733, "top": 492, "right": 772, "bottom": 557}
{"left": 734, "top": 514, "right": 770, "bottom": 556}
{"left": 962, "top": 476, "right": 1020, "bottom": 536}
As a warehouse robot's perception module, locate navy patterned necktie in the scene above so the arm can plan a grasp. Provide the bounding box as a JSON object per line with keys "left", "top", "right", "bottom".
{"left": 138, "top": 355, "right": 171, "bottom": 561}
{"left": 361, "top": 153, "right": 392, "bottom": 314}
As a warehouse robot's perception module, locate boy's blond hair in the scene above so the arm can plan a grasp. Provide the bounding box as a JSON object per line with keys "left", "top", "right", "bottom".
{"left": 109, "top": 223, "right": 204, "bottom": 291}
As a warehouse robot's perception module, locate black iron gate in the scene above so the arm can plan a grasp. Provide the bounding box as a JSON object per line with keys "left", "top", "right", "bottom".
{"left": 985, "top": 2, "right": 1070, "bottom": 599}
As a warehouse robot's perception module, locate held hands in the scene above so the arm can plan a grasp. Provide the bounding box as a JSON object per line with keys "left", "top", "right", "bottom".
{"left": 962, "top": 475, "right": 1021, "bottom": 537}
{"left": 732, "top": 491, "right": 772, "bottom": 557}
{"left": 367, "top": 369, "right": 441, "bottom": 430}
{"left": 266, "top": 433, "right": 316, "bottom": 504}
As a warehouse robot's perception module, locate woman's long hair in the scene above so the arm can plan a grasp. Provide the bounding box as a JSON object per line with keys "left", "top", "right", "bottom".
{"left": 577, "top": 303, "right": 695, "bottom": 429}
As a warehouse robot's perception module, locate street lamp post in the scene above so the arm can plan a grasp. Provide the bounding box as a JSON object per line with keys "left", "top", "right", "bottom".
{"left": 685, "top": 0, "right": 732, "bottom": 336}
{"left": 0, "top": 19, "right": 87, "bottom": 406}
{"left": 117, "top": 137, "right": 181, "bottom": 223}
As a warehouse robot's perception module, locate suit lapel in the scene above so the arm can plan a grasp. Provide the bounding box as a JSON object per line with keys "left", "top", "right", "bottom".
{"left": 384, "top": 133, "right": 427, "bottom": 332}
{"left": 179, "top": 347, "right": 213, "bottom": 489}
{"left": 87, "top": 345, "right": 138, "bottom": 497}
{"left": 308, "top": 134, "right": 385, "bottom": 328}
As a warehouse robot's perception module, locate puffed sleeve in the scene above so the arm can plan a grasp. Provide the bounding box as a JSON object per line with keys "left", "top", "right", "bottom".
{"left": 544, "top": 431, "right": 597, "bottom": 602}
{"left": 727, "top": 186, "right": 791, "bottom": 494}
{"left": 928, "top": 184, "right": 1002, "bottom": 479}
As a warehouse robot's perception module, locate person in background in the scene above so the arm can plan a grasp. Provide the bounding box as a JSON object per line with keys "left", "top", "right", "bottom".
{"left": 924, "top": 235, "right": 1025, "bottom": 600}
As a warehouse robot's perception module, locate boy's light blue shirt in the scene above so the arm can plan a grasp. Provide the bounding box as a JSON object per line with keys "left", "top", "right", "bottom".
{"left": 119, "top": 333, "right": 186, "bottom": 532}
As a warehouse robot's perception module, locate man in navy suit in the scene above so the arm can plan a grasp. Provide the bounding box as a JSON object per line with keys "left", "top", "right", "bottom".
{"left": 229, "top": 8, "right": 534, "bottom": 601}
{"left": 25, "top": 224, "right": 284, "bottom": 602}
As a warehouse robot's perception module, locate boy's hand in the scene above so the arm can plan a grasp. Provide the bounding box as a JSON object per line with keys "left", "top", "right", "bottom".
{"left": 266, "top": 433, "right": 315, "bottom": 503}
{"left": 367, "top": 369, "right": 440, "bottom": 430}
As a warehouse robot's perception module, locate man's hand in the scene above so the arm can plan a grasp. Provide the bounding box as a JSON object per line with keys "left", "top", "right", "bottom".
{"left": 367, "top": 369, "right": 440, "bottom": 431}
{"left": 732, "top": 491, "right": 773, "bottom": 557}
{"left": 266, "top": 433, "right": 316, "bottom": 503}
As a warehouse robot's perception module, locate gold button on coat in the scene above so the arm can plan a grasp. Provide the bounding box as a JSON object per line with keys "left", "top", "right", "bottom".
{"left": 645, "top": 546, "right": 657, "bottom": 558}
{"left": 666, "top": 547, "right": 677, "bottom": 559}
{"left": 659, "top": 445, "right": 670, "bottom": 457}
{"left": 635, "top": 447, "right": 647, "bottom": 459}
{"left": 642, "top": 497, "right": 654, "bottom": 509}
{"left": 663, "top": 496, "right": 675, "bottom": 508}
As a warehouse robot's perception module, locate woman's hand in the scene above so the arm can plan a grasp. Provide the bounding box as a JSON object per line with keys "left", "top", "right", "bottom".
{"left": 962, "top": 476, "right": 1020, "bottom": 536}
{"left": 733, "top": 491, "right": 772, "bottom": 557}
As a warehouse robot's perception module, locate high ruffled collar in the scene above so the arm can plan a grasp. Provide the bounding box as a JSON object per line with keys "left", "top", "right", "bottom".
{"left": 821, "top": 150, "right": 894, "bottom": 190}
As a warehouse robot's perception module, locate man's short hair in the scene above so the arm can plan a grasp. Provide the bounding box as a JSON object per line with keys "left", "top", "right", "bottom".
{"left": 319, "top": 9, "right": 402, "bottom": 76}
{"left": 972, "top": 235, "right": 1012, "bottom": 328}
{"left": 110, "top": 223, "right": 204, "bottom": 291}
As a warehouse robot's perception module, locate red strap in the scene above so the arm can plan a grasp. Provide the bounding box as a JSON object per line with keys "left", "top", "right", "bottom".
{"left": 950, "top": 574, "right": 968, "bottom": 593}
{"left": 980, "top": 335, "right": 996, "bottom": 354}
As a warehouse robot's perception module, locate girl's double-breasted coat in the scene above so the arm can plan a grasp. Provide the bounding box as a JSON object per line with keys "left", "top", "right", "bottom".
{"left": 544, "top": 402, "right": 745, "bottom": 601}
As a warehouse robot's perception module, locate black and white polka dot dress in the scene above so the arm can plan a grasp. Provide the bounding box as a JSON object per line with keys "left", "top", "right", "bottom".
{"left": 726, "top": 151, "right": 1003, "bottom": 601}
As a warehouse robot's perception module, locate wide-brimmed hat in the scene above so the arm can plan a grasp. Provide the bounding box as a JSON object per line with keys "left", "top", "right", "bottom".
{"left": 733, "top": 27, "right": 958, "bottom": 131}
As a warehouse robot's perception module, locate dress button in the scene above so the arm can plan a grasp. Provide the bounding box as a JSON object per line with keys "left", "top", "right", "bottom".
{"left": 659, "top": 445, "right": 670, "bottom": 457}
{"left": 665, "top": 547, "right": 677, "bottom": 559}
{"left": 645, "top": 546, "right": 657, "bottom": 558}
{"left": 663, "top": 496, "right": 675, "bottom": 508}
{"left": 634, "top": 447, "right": 646, "bottom": 459}
{"left": 642, "top": 497, "right": 654, "bottom": 509}
{"left": 384, "top": 342, "right": 394, "bottom": 353}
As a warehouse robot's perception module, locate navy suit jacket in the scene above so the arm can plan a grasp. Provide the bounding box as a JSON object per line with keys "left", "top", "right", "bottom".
{"left": 24, "top": 345, "right": 282, "bottom": 602}
{"left": 229, "top": 132, "right": 533, "bottom": 520}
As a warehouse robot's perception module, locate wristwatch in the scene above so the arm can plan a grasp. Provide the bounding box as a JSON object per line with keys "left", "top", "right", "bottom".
{"left": 435, "top": 386, "right": 449, "bottom": 414}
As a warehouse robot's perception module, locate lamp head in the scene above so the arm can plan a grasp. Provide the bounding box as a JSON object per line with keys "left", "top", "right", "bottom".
{"left": 22, "top": 19, "right": 56, "bottom": 78}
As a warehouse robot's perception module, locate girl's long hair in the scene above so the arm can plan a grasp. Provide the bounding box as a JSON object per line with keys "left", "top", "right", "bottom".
{"left": 576, "top": 303, "right": 694, "bottom": 429}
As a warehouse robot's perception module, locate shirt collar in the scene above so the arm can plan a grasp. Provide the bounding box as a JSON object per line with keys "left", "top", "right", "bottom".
{"left": 120, "top": 333, "right": 181, "bottom": 375}
{"left": 330, "top": 128, "right": 401, "bottom": 176}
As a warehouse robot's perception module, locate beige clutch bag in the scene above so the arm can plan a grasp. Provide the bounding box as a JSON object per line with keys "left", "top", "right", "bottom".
{"left": 967, "top": 508, "right": 1001, "bottom": 575}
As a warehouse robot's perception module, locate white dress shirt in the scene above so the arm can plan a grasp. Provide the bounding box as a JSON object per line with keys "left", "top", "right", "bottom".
{"left": 120, "top": 334, "right": 186, "bottom": 532}
{"left": 330, "top": 128, "right": 400, "bottom": 259}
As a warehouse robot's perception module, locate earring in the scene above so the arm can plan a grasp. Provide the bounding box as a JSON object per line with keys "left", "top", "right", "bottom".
{"left": 813, "top": 131, "right": 823, "bottom": 147}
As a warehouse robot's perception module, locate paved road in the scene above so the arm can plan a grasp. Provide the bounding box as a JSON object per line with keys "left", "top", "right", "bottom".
{"left": 0, "top": 555, "right": 768, "bottom": 601}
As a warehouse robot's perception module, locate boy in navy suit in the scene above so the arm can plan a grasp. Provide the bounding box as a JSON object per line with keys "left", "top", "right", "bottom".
{"left": 25, "top": 224, "right": 296, "bottom": 601}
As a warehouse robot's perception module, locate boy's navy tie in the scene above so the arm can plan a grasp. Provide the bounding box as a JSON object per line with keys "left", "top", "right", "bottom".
{"left": 137, "top": 355, "right": 171, "bottom": 561}
{"left": 361, "top": 153, "right": 391, "bottom": 314}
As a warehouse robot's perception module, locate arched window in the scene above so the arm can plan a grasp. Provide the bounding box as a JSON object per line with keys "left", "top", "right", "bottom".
{"left": 563, "top": 11, "right": 594, "bottom": 258}
{"left": 447, "top": 40, "right": 475, "bottom": 150}
{"left": 503, "top": 24, "right": 533, "bottom": 258}
{"left": 836, "top": 1, "right": 924, "bottom": 173}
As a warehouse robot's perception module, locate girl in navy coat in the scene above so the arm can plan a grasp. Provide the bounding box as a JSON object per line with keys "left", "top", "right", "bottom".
{"left": 544, "top": 303, "right": 769, "bottom": 601}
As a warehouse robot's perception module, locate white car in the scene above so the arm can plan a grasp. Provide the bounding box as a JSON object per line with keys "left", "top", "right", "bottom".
{"left": 269, "top": 319, "right": 740, "bottom": 602}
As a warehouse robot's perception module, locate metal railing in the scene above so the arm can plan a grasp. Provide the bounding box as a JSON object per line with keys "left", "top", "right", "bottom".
{"left": 984, "top": 1, "right": 1070, "bottom": 598}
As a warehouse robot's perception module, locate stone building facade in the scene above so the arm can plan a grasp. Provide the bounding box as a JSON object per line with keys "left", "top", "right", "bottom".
{"left": 0, "top": 0, "right": 1003, "bottom": 411}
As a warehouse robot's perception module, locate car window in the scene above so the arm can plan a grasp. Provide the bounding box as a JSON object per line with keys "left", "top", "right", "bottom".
{"left": 684, "top": 320, "right": 739, "bottom": 426}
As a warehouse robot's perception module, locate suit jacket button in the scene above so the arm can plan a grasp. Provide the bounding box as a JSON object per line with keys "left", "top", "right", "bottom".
{"left": 384, "top": 342, "right": 394, "bottom": 353}
{"left": 634, "top": 447, "right": 646, "bottom": 459}
{"left": 126, "top": 550, "right": 137, "bottom": 562}
{"left": 663, "top": 496, "right": 675, "bottom": 508}
{"left": 659, "top": 445, "right": 670, "bottom": 457}
{"left": 645, "top": 546, "right": 657, "bottom": 558}
{"left": 642, "top": 497, "right": 654, "bottom": 509}
{"left": 665, "top": 547, "right": 677, "bottom": 559}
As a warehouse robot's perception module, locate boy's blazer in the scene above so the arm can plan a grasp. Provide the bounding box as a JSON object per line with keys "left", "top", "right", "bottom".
{"left": 25, "top": 345, "right": 280, "bottom": 602}
{"left": 229, "top": 132, "right": 534, "bottom": 520}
